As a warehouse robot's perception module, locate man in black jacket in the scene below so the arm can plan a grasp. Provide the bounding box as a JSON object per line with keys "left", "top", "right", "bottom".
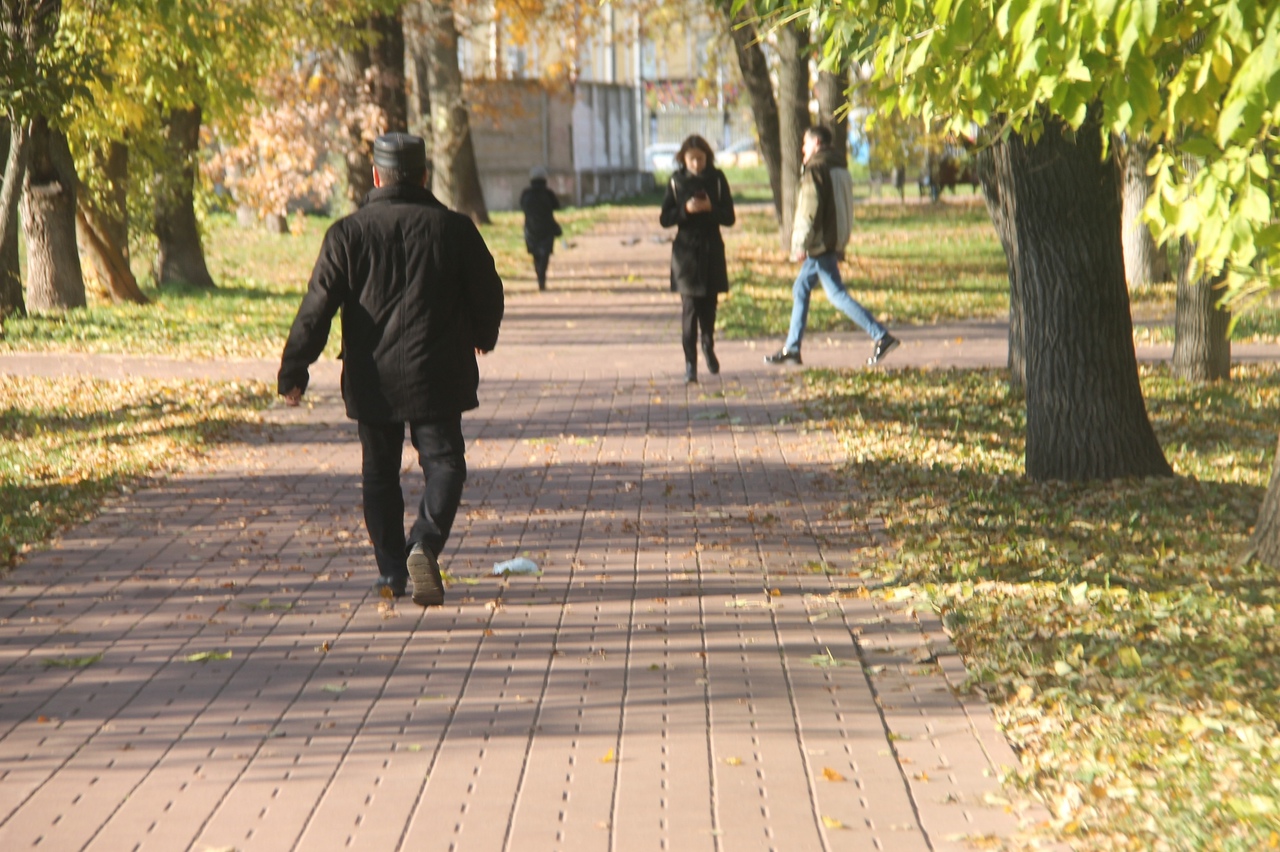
{"left": 278, "top": 133, "right": 504, "bottom": 607}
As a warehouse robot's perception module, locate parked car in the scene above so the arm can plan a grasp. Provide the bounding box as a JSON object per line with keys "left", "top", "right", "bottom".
{"left": 645, "top": 142, "right": 681, "bottom": 173}
{"left": 718, "top": 138, "right": 759, "bottom": 168}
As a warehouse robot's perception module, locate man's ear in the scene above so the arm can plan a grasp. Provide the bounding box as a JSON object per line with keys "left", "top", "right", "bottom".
{"left": 422, "top": 170, "right": 430, "bottom": 188}
{"left": 372, "top": 167, "right": 383, "bottom": 189}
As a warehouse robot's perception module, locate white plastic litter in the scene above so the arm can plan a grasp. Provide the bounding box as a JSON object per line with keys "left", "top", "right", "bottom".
{"left": 493, "top": 557, "right": 540, "bottom": 576}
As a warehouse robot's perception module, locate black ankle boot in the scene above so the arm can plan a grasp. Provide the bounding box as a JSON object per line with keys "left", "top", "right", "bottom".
{"left": 685, "top": 362, "right": 697, "bottom": 383}
{"left": 703, "top": 344, "right": 720, "bottom": 375}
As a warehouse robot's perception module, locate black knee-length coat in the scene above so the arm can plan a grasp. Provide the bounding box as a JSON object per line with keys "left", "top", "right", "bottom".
{"left": 659, "top": 166, "right": 735, "bottom": 297}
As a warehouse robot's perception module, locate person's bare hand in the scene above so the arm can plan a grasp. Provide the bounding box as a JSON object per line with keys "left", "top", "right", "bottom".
{"left": 789, "top": 250, "right": 805, "bottom": 263}
{"left": 684, "top": 196, "right": 711, "bottom": 214}
{"left": 282, "top": 388, "right": 303, "bottom": 407}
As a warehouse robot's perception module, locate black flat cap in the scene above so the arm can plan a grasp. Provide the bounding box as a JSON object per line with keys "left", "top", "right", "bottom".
{"left": 372, "top": 133, "right": 427, "bottom": 172}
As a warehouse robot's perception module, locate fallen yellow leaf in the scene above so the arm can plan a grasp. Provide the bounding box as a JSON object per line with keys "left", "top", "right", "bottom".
{"left": 821, "top": 815, "right": 847, "bottom": 830}
{"left": 725, "top": 756, "right": 744, "bottom": 766}
{"left": 600, "top": 749, "right": 615, "bottom": 763}
{"left": 822, "top": 767, "right": 846, "bottom": 782}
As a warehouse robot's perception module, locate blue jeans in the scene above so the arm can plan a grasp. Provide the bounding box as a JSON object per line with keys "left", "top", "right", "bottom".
{"left": 784, "top": 253, "right": 886, "bottom": 353}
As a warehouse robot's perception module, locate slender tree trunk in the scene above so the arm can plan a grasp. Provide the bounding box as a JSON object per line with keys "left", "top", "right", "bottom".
{"left": 1252, "top": 436, "right": 1280, "bottom": 569}
{"left": 99, "top": 140, "right": 129, "bottom": 260}
{"left": 1171, "top": 236, "right": 1230, "bottom": 381}
{"left": 0, "top": 119, "right": 28, "bottom": 319}
{"left": 974, "top": 139, "right": 1024, "bottom": 388}
{"left": 339, "top": 9, "right": 409, "bottom": 209}
{"left": 155, "top": 105, "right": 215, "bottom": 288}
{"left": 995, "top": 113, "right": 1172, "bottom": 481}
{"left": 78, "top": 141, "right": 145, "bottom": 304}
{"left": 816, "top": 67, "right": 848, "bottom": 165}
{"left": 1121, "top": 137, "right": 1169, "bottom": 288}
{"left": 404, "top": 4, "right": 433, "bottom": 154}
{"left": 775, "top": 19, "right": 810, "bottom": 248}
{"left": 77, "top": 204, "right": 147, "bottom": 304}
{"left": 21, "top": 115, "right": 85, "bottom": 312}
{"left": 722, "top": 5, "right": 782, "bottom": 220}
{"left": 420, "top": 0, "right": 489, "bottom": 223}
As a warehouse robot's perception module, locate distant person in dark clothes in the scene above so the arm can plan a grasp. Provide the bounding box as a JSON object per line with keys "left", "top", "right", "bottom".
{"left": 765, "top": 125, "right": 898, "bottom": 368}
{"left": 659, "top": 134, "right": 736, "bottom": 383}
{"left": 278, "top": 133, "right": 505, "bottom": 608}
{"left": 520, "top": 166, "right": 562, "bottom": 291}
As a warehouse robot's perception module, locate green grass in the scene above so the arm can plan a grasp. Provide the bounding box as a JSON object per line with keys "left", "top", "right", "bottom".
{"left": 802, "top": 363, "right": 1280, "bottom": 848}
{"left": 0, "top": 204, "right": 614, "bottom": 358}
{"left": 0, "top": 376, "right": 272, "bottom": 569}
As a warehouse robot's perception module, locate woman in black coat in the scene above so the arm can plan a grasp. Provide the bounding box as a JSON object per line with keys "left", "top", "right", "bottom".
{"left": 520, "top": 166, "right": 562, "bottom": 291}
{"left": 660, "top": 134, "right": 735, "bottom": 383}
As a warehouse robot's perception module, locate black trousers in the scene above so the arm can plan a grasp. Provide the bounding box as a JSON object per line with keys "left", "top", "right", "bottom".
{"left": 357, "top": 416, "right": 467, "bottom": 581}
{"left": 681, "top": 294, "right": 718, "bottom": 365}
{"left": 532, "top": 251, "right": 550, "bottom": 289}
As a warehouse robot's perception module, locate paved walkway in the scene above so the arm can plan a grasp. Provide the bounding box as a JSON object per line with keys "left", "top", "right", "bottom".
{"left": 10, "top": 205, "right": 1262, "bottom": 851}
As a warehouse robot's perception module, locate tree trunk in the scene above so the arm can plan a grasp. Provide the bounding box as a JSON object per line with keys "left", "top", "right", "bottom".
{"left": 419, "top": 0, "right": 489, "bottom": 223}
{"left": 77, "top": 141, "right": 145, "bottom": 304}
{"left": 775, "top": 19, "right": 810, "bottom": 248}
{"left": 0, "top": 119, "right": 28, "bottom": 319}
{"left": 404, "top": 4, "right": 433, "bottom": 153}
{"left": 1252, "top": 436, "right": 1280, "bottom": 569}
{"left": 974, "top": 139, "right": 1024, "bottom": 388}
{"left": 816, "top": 67, "right": 849, "bottom": 165}
{"left": 1171, "top": 236, "right": 1230, "bottom": 381}
{"left": 995, "top": 114, "right": 1172, "bottom": 481}
{"left": 99, "top": 140, "right": 129, "bottom": 260}
{"left": 1121, "top": 137, "right": 1169, "bottom": 288}
{"left": 722, "top": 5, "right": 782, "bottom": 220}
{"left": 339, "top": 9, "right": 409, "bottom": 209}
{"left": 77, "top": 203, "right": 147, "bottom": 304}
{"left": 21, "top": 116, "right": 85, "bottom": 312}
{"left": 154, "top": 105, "right": 215, "bottom": 289}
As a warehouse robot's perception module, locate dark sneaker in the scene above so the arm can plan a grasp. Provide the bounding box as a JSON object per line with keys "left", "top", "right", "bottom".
{"left": 685, "top": 362, "right": 697, "bottom": 383}
{"left": 373, "top": 575, "right": 407, "bottom": 600}
{"left": 407, "top": 543, "right": 445, "bottom": 607}
{"left": 764, "top": 349, "right": 802, "bottom": 366}
{"left": 703, "top": 346, "right": 720, "bottom": 375}
{"left": 868, "top": 334, "right": 900, "bottom": 365}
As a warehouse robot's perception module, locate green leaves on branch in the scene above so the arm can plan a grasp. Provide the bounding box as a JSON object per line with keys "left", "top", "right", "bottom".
{"left": 787, "top": 0, "right": 1280, "bottom": 301}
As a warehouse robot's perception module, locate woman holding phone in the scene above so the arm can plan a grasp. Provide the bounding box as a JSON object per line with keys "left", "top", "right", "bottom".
{"left": 659, "top": 134, "right": 736, "bottom": 383}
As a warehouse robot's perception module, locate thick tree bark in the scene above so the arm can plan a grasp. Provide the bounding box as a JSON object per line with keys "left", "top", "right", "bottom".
{"left": 21, "top": 116, "right": 85, "bottom": 312}
{"left": 974, "top": 140, "right": 1024, "bottom": 388}
{"left": 419, "top": 0, "right": 488, "bottom": 223}
{"left": 1252, "top": 436, "right": 1280, "bottom": 569}
{"left": 723, "top": 5, "right": 782, "bottom": 220}
{"left": 1121, "top": 137, "right": 1169, "bottom": 288}
{"left": 816, "top": 67, "right": 849, "bottom": 165}
{"left": 339, "top": 9, "right": 408, "bottom": 208}
{"left": 1171, "top": 236, "right": 1230, "bottom": 382}
{"left": 995, "top": 115, "right": 1172, "bottom": 481}
{"left": 155, "top": 105, "right": 215, "bottom": 289}
{"left": 0, "top": 119, "right": 28, "bottom": 319}
{"left": 775, "top": 19, "right": 810, "bottom": 248}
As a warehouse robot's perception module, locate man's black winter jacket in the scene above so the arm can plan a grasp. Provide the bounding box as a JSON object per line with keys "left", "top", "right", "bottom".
{"left": 278, "top": 184, "right": 505, "bottom": 423}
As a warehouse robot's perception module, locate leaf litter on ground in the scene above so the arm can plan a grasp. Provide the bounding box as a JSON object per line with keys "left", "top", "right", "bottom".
{"left": 802, "top": 363, "right": 1280, "bottom": 849}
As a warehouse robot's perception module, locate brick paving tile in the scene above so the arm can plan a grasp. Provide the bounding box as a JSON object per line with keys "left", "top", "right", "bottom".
{"left": 0, "top": 207, "right": 1104, "bottom": 851}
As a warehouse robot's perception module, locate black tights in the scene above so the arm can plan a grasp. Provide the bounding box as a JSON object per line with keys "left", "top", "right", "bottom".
{"left": 681, "top": 294, "right": 718, "bottom": 366}
{"left": 532, "top": 251, "right": 550, "bottom": 290}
